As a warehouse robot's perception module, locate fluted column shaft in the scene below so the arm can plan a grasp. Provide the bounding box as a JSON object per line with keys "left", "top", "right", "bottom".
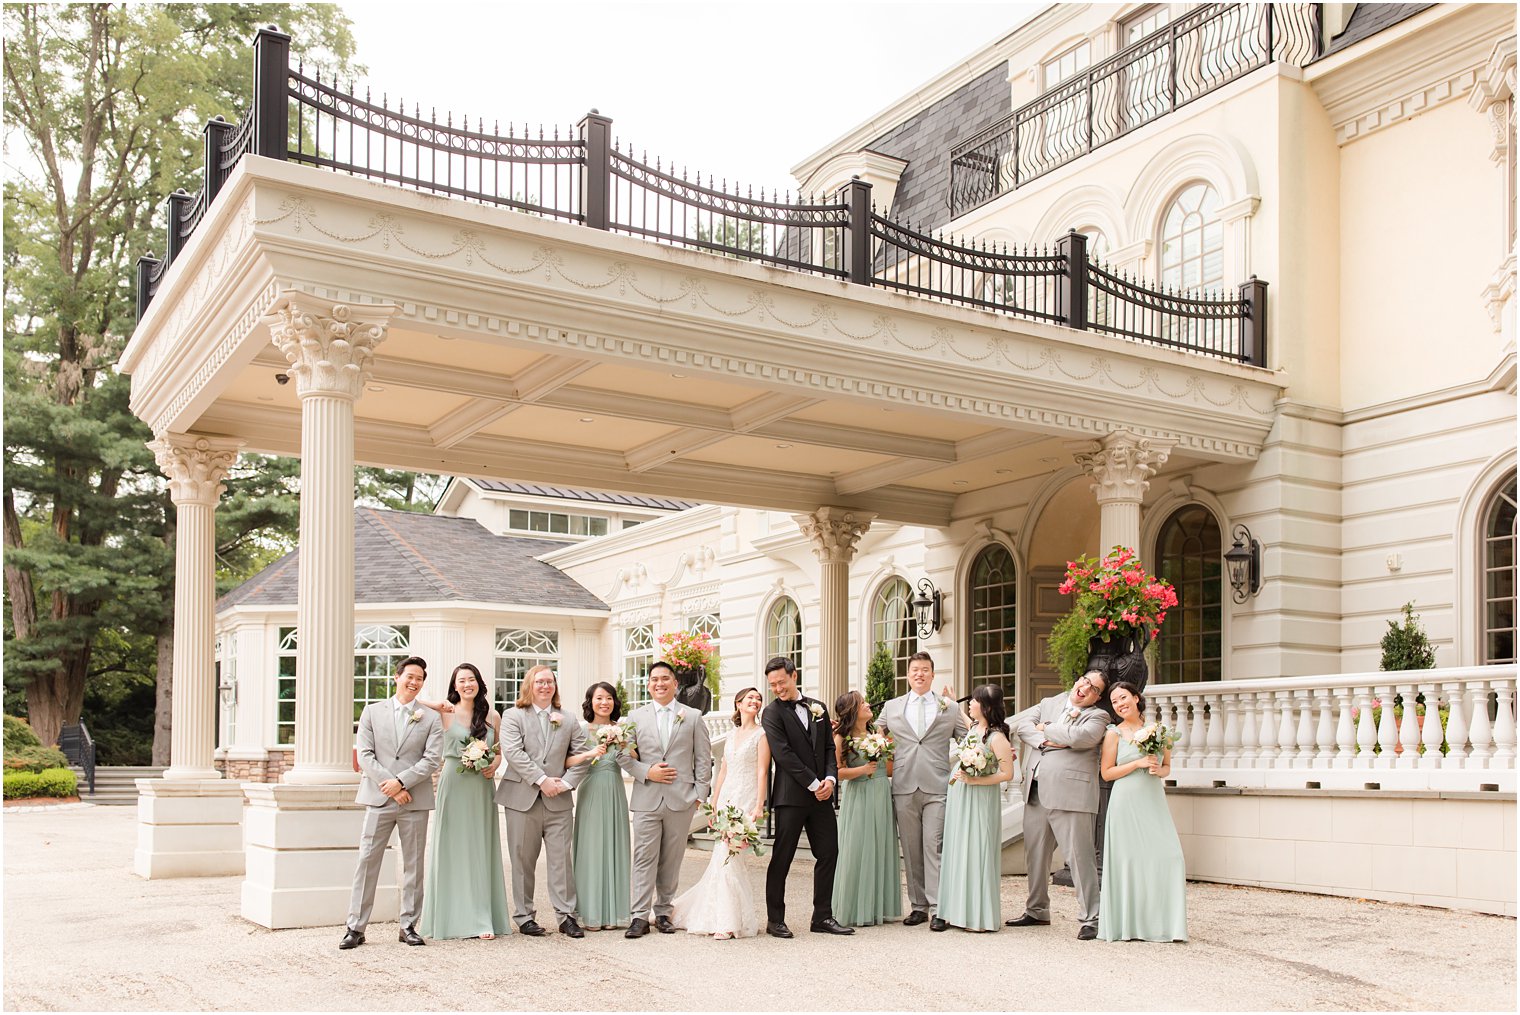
{"left": 1070, "top": 429, "right": 1177, "bottom": 553}
{"left": 795, "top": 507, "right": 875, "bottom": 708}
{"left": 151, "top": 434, "right": 243, "bottom": 780}
{"left": 269, "top": 295, "right": 396, "bottom": 785}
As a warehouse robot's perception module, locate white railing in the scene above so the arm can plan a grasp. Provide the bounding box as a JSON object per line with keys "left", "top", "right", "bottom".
{"left": 1145, "top": 665, "right": 1517, "bottom": 792}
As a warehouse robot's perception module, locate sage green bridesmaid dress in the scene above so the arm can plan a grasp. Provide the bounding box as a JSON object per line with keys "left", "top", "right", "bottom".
{"left": 1099, "top": 729, "right": 1188, "bottom": 941}
{"left": 937, "top": 729, "right": 1004, "bottom": 931}
{"left": 831, "top": 744, "right": 903, "bottom": 926}
{"left": 419, "top": 722, "right": 512, "bottom": 939}
{"left": 572, "top": 730, "right": 632, "bottom": 928}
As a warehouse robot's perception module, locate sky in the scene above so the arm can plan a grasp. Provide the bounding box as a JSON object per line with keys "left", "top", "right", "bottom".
{"left": 341, "top": 1, "right": 1041, "bottom": 195}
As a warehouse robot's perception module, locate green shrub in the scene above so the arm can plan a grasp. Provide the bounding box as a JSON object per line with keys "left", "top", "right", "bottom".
{"left": 3, "top": 767, "right": 77, "bottom": 799}
{"left": 1380, "top": 602, "right": 1436, "bottom": 671}
{"left": 3, "top": 745, "right": 70, "bottom": 773}
{"left": 3, "top": 715, "right": 41, "bottom": 754}
{"left": 865, "top": 641, "right": 896, "bottom": 707}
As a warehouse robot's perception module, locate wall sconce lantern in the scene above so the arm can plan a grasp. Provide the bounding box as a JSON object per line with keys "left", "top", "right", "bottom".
{"left": 218, "top": 676, "right": 237, "bottom": 706}
{"left": 911, "top": 578, "right": 942, "bottom": 639}
{"left": 1224, "top": 524, "right": 1261, "bottom": 604}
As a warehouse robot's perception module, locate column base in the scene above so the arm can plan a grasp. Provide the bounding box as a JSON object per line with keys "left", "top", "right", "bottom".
{"left": 162, "top": 766, "right": 223, "bottom": 781}
{"left": 240, "top": 783, "right": 398, "bottom": 930}
{"left": 133, "top": 779, "right": 245, "bottom": 879}
{"left": 281, "top": 765, "right": 362, "bottom": 786}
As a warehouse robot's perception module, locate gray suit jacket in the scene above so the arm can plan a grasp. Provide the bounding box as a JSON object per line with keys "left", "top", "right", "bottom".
{"left": 1009, "top": 691, "right": 1109, "bottom": 814}
{"left": 879, "top": 693, "right": 970, "bottom": 797}
{"left": 617, "top": 701, "right": 712, "bottom": 813}
{"left": 496, "top": 704, "right": 588, "bottom": 812}
{"left": 355, "top": 699, "right": 444, "bottom": 810}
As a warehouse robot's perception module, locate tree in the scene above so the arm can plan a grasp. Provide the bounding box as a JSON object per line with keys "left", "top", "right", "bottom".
{"left": 2, "top": 5, "right": 356, "bottom": 747}
{"left": 865, "top": 641, "right": 896, "bottom": 707}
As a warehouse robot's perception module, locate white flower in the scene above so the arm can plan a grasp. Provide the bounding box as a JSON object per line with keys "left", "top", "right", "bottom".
{"left": 807, "top": 702, "right": 825, "bottom": 720}
{"left": 408, "top": 709, "right": 424, "bottom": 725}
{"left": 937, "top": 697, "right": 949, "bottom": 713}
{"left": 674, "top": 711, "right": 686, "bottom": 725}
{"left": 549, "top": 712, "right": 563, "bottom": 729}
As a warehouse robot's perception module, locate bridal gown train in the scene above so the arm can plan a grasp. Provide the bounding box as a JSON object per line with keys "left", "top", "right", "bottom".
{"left": 669, "top": 727, "right": 764, "bottom": 938}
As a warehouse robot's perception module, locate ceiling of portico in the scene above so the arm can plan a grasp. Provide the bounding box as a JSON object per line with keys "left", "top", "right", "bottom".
{"left": 123, "top": 159, "right": 1284, "bottom": 528}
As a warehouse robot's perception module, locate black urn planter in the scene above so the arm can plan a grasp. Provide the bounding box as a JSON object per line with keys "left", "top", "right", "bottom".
{"left": 674, "top": 666, "right": 713, "bottom": 714}
{"left": 1084, "top": 634, "right": 1149, "bottom": 694}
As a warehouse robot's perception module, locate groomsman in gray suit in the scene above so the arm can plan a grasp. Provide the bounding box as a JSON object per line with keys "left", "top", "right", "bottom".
{"left": 1007, "top": 669, "right": 1109, "bottom": 940}
{"left": 619, "top": 660, "right": 712, "bottom": 937}
{"left": 498, "top": 664, "right": 588, "bottom": 937}
{"left": 877, "top": 651, "right": 968, "bottom": 931}
{"left": 341, "top": 656, "right": 444, "bottom": 949}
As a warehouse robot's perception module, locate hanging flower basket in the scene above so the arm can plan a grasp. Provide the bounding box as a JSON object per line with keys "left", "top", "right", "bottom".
{"left": 1047, "top": 546, "right": 1178, "bottom": 689}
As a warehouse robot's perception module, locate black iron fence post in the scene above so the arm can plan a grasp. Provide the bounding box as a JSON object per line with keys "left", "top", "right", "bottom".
{"left": 251, "top": 26, "right": 291, "bottom": 160}
{"left": 578, "top": 109, "right": 612, "bottom": 230}
{"left": 135, "top": 255, "right": 161, "bottom": 321}
{"left": 1239, "top": 275, "right": 1269, "bottom": 367}
{"left": 163, "top": 189, "right": 193, "bottom": 264}
{"left": 1056, "top": 229, "right": 1089, "bottom": 332}
{"left": 203, "top": 115, "right": 234, "bottom": 203}
{"left": 839, "top": 176, "right": 874, "bottom": 286}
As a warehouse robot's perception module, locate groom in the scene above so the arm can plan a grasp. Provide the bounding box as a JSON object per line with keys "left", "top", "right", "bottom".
{"left": 759, "top": 656, "right": 853, "bottom": 938}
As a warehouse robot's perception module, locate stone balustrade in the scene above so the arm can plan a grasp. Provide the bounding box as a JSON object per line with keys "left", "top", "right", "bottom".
{"left": 1144, "top": 665, "right": 1517, "bottom": 793}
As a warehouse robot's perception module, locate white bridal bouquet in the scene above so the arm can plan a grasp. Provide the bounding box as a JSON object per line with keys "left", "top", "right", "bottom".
{"left": 1134, "top": 721, "right": 1178, "bottom": 761}
{"left": 701, "top": 802, "right": 765, "bottom": 865}
{"left": 849, "top": 728, "right": 895, "bottom": 763}
{"left": 457, "top": 736, "right": 498, "bottom": 775}
{"left": 950, "top": 730, "right": 997, "bottom": 779}
{"left": 593, "top": 718, "right": 638, "bottom": 752}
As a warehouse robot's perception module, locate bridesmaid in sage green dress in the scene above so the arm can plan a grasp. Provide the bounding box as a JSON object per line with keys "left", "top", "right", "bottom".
{"left": 937, "top": 684, "right": 1015, "bottom": 932}
{"left": 417, "top": 663, "right": 512, "bottom": 940}
{"left": 1099, "top": 681, "right": 1187, "bottom": 942}
{"left": 831, "top": 691, "right": 903, "bottom": 926}
{"left": 569, "top": 681, "right": 632, "bottom": 930}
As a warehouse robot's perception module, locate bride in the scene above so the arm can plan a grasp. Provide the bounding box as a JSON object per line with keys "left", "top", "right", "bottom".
{"left": 670, "top": 687, "right": 769, "bottom": 939}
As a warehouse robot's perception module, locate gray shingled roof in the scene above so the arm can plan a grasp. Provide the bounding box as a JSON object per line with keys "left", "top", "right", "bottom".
{"left": 466, "top": 478, "right": 699, "bottom": 511}
{"left": 217, "top": 508, "right": 608, "bottom": 612}
{"left": 1319, "top": 4, "right": 1435, "bottom": 58}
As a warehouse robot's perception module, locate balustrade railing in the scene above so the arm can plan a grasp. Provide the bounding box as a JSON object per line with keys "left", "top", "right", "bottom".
{"left": 948, "top": 3, "right": 1321, "bottom": 217}
{"left": 1145, "top": 665, "right": 1517, "bottom": 792}
{"left": 133, "top": 26, "right": 1270, "bottom": 367}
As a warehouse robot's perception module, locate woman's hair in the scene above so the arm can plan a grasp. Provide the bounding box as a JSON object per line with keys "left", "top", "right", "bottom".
{"left": 730, "top": 687, "right": 762, "bottom": 727}
{"left": 582, "top": 681, "right": 623, "bottom": 723}
{"left": 833, "top": 690, "right": 865, "bottom": 741}
{"left": 1108, "top": 681, "right": 1146, "bottom": 717}
{"left": 970, "top": 683, "right": 1009, "bottom": 738}
{"left": 446, "top": 663, "right": 491, "bottom": 741}
{"left": 514, "top": 664, "right": 561, "bottom": 710}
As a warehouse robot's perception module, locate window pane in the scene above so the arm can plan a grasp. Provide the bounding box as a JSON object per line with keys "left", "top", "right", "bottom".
{"left": 589, "top": 517, "right": 609, "bottom": 536}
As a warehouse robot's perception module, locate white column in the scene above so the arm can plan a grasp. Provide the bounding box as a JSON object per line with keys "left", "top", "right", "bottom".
{"left": 269, "top": 296, "right": 396, "bottom": 786}
{"left": 1069, "top": 429, "right": 1178, "bottom": 553}
{"left": 793, "top": 507, "right": 874, "bottom": 709}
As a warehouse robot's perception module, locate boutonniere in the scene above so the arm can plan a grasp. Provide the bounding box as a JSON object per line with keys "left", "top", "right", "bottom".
{"left": 937, "top": 697, "right": 950, "bottom": 714}
{"left": 807, "top": 702, "right": 825, "bottom": 721}
{"left": 1065, "top": 706, "right": 1082, "bottom": 721}
{"left": 549, "top": 712, "right": 564, "bottom": 729}
{"left": 407, "top": 708, "right": 424, "bottom": 725}
{"left": 674, "top": 711, "right": 686, "bottom": 726}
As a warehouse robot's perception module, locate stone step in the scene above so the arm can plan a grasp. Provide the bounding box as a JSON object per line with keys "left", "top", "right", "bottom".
{"left": 69, "top": 766, "right": 166, "bottom": 805}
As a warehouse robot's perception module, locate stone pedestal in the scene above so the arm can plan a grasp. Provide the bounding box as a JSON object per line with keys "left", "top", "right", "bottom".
{"left": 133, "top": 778, "right": 246, "bottom": 878}
{"left": 240, "top": 783, "right": 397, "bottom": 930}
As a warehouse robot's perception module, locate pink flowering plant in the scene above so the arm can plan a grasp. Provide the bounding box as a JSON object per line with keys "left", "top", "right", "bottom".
{"left": 1048, "top": 546, "right": 1179, "bottom": 686}
{"left": 657, "top": 630, "right": 716, "bottom": 671}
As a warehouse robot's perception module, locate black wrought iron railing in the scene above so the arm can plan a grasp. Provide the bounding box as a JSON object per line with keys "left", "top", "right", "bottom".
{"left": 948, "top": 3, "right": 1321, "bottom": 218}
{"left": 134, "top": 26, "right": 1270, "bottom": 367}
{"left": 57, "top": 721, "right": 96, "bottom": 794}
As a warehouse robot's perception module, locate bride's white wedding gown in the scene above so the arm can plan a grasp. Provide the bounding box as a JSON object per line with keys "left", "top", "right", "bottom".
{"left": 670, "top": 726, "right": 764, "bottom": 938}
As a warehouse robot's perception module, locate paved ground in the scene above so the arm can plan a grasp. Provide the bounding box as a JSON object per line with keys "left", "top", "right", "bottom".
{"left": 3, "top": 806, "right": 1515, "bottom": 1012}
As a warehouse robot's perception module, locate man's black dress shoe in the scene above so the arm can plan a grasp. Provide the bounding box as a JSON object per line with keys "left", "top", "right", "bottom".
{"left": 624, "top": 918, "right": 650, "bottom": 938}
{"left": 903, "top": 910, "right": 929, "bottom": 926}
{"left": 338, "top": 929, "right": 364, "bottom": 950}
{"left": 559, "top": 917, "right": 585, "bottom": 938}
{"left": 398, "top": 925, "right": 425, "bottom": 946}
{"left": 1005, "top": 914, "right": 1051, "bottom": 927}
{"left": 1077, "top": 924, "right": 1098, "bottom": 940}
{"left": 810, "top": 917, "right": 855, "bottom": 935}
{"left": 766, "top": 922, "right": 793, "bottom": 939}
{"left": 654, "top": 915, "right": 676, "bottom": 934}
{"left": 518, "top": 920, "right": 547, "bottom": 937}
{"left": 930, "top": 917, "right": 948, "bottom": 932}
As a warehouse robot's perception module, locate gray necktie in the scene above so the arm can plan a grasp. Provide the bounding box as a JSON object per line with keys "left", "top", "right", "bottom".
{"left": 916, "top": 696, "right": 929, "bottom": 738}
{"left": 658, "top": 706, "right": 672, "bottom": 750}
{"left": 538, "top": 710, "right": 551, "bottom": 757}
{"left": 394, "top": 702, "right": 405, "bottom": 743}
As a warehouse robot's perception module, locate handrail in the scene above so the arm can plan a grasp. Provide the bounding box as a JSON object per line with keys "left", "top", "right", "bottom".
{"left": 57, "top": 721, "right": 96, "bottom": 794}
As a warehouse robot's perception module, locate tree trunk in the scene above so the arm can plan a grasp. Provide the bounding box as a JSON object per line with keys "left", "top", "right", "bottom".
{"left": 25, "top": 648, "right": 88, "bottom": 747}
{"left": 153, "top": 625, "right": 173, "bottom": 767}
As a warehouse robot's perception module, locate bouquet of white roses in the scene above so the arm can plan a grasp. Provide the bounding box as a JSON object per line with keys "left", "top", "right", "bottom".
{"left": 1134, "top": 721, "right": 1177, "bottom": 760}
{"left": 593, "top": 718, "right": 638, "bottom": 752}
{"left": 701, "top": 801, "right": 765, "bottom": 865}
{"left": 457, "top": 736, "right": 498, "bottom": 775}
{"left": 849, "top": 728, "right": 895, "bottom": 763}
{"left": 950, "top": 730, "right": 997, "bottom": 779}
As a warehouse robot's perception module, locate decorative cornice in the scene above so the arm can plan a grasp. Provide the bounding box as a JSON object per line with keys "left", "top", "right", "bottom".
{"left": 1068, "top": 429, "right": 1177, "bottom": 506}
{"left": 1482, "top": 253, "right": 1517, "bottom": 335}
{"left": 265, "top": 293, "right": 398, "bottom": 399}
{"left": 1469, "top": 37, "right": 1517, "bottom": 163}
{"left": 794, "top": 506, "right": 876, "bottom": 564}
{"left": 149, "top": 433, "right": 245, "bottom": 506}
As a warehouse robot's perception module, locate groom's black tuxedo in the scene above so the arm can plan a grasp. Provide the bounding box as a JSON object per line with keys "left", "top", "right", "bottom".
{"left": 761, "top": 694, "right": 840, "bottom": 925}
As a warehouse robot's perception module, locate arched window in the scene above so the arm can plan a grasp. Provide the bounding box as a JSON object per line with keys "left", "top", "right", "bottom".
{"left": 765, "top": 597, "right": 803, "bottom": 669}
{"left": 1158, "top": 183, "right": 1223, "bottom": 291}
{"left": 494, "top": 628, "right": 560, "bottom": 707}
{"left": 623, "top": 624, "right": 655, "bottom": 708}
{"left": 871, "top": 577, "right": 916, "bottom": 695}
{"left": 275, "top": 623, "right": 412, "bottom": 745}
{"left": 1483, "top": 471, "right": 1517, "bottom": 664}
{"left": 968, "top": 545, "right": 1017, "bottom": 699}
{"left": 1154, "top": 507, "right": 1223, "bottom": 683}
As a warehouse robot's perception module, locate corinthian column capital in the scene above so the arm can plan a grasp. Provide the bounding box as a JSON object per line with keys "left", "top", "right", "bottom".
{"left": 1069, "top": 429, "right": 1178, "bottom": 506}
{"left": 266, "top": 293, "right": 399, "bottom": 399}
{"left": 794, "top": 506, "right": 876, "bottom": 564}
{"left": 149, "top": 433, "right": 245, "bottom": 506}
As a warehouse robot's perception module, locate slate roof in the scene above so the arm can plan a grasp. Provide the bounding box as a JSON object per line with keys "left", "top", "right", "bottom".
{"left": 1319, "top": 4, "right": 1435, "bottom": 58}
{"left": 217, "top": 508, "right": 608, "bottom": 613}
{"left": 465, "top": 479, "right": 699, "bottom": 512}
